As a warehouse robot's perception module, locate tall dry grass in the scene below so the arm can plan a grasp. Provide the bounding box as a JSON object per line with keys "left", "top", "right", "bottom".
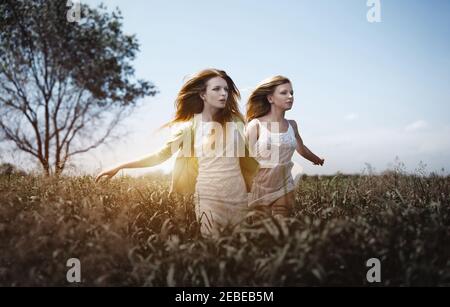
{"left": 0, "top": 170, "right": 449, "bottom": 286}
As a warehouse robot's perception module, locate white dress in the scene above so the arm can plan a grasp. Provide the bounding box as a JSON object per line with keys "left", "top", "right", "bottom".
{"left": 194, "top": 121, "right": 248, "bottom": 236}
{"left": 248, "top": 119, "right": 297, "bottom": 208}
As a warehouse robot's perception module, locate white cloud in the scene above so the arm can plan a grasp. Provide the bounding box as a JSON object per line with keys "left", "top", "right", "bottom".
{"left": 405, "top": 120, "right": 428, "bottom": 132}
{"left": 345, "top": 113, "right": 358, "bottom": 121}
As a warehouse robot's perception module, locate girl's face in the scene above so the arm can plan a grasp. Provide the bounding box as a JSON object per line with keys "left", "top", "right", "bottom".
{"left": 268, "top": 82, "right": 294, "bottom": 110}
{"left": 201, "top": 77, "right": 229, "bottom": 110}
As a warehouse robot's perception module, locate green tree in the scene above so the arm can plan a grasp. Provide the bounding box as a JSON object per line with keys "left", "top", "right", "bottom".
{"left": 0, "top": 0, "right": 157, "bottom": 175}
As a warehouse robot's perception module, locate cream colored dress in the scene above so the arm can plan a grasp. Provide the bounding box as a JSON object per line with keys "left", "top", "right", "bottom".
{"left": 194, "top": 121, "right": 248, "bottom": 236}
{"left": 248, "top": 119, "right": 297, "bottom": 208}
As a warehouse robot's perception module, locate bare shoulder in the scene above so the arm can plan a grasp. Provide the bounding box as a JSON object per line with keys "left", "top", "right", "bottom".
{"left": 247, "top": 118, "right": 260, "bottom": 125}
{"left": 257, "top": 115, "right": 270, "bottom": 122}
{"left": 245, "top": 118, "right": 261, "bottom": 138}
{"left": 288, "top": 119, "right": 301, "bottom": 136}
{"left": 287, "top": 119, "right": 298, "bottom": 130}
{"left": 246, "top": 118, "right": 260, "bottom": 131}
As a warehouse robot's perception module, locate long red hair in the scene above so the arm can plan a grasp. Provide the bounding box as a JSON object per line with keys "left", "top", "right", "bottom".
{"left": 168, "top": 69, "right": 244, "bottom": 126}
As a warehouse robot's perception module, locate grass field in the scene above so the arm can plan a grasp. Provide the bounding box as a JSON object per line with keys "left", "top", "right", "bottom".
{"left": 0, "top": 170, "right": 449, "bottom": 286}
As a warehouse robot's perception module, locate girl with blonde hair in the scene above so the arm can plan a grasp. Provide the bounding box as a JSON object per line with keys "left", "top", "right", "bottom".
{"left": 96, "top": 69, "right": 257, "bottom": 236}
{"left": 246, "top": 76, "right": 324, "bottom": 217}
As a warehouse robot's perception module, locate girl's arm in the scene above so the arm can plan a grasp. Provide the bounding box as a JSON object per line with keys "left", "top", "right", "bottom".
{"left": 244, "top": 119, "right": 259, "bottom": 157}
{"left": 95, "top": 123, "right": 189, "bottom": 182}
{"left": 289, "top": 120, "right": 324, "bottom": 166}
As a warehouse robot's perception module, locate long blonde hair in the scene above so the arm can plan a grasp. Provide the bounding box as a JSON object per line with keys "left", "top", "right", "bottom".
{"left": 168, "top": 68, "right": 244, "bottom": 126}
{"left": 246, "top": 75, "right": 291, "bottom": 122}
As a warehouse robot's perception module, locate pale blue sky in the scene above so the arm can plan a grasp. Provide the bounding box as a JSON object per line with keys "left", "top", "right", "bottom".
{"left": 3, "top": 0, "right": 450, "bottom": 176}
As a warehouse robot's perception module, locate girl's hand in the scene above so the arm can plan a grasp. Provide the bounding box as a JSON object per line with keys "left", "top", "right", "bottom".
{"left": 313, "top": 158, "right": 325, "bottom": 166}
{"left": 95, "top": 167, "right": 120, "bottom": 183}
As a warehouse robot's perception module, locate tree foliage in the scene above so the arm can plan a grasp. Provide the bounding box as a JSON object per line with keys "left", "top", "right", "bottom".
{"left": 0, "top": 0, "right": 157, "bottom": 175}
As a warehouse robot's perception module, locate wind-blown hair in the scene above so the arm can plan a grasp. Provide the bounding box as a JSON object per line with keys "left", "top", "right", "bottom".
{"left": 168, "top": 68, "right": 244, "bottom": 126}
{"left": 246, "top": 75, "right": 291, "bottom": 122}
